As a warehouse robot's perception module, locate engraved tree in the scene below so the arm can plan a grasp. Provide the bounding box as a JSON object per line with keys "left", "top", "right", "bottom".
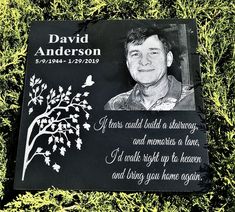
{"left": 22, "top": 74, "right": 95, "bottom": 181}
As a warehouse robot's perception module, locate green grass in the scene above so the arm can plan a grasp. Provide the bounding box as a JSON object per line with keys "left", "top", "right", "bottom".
{"left": 0, "top": 0, "right": 234, "bottom": 211}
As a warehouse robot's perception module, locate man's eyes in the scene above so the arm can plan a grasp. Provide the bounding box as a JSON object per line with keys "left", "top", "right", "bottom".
{"left": 149, "top": 51, "right": 160, "bottom": 55}
{"left": 129, "top": 51, "right": 161, "bottom": 58}
{"left": 130, "top": 52, "right": 140, "bottom": 57}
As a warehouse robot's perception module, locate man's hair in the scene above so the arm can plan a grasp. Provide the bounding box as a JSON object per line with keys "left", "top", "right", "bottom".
{"left": 124, "top": 27, "right": 171, "bottom": 56}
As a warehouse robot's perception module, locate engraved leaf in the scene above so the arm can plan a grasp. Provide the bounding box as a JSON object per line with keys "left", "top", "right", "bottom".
{"left": 66, "top": 91, "right": 71, "bottom": 96}
{"left": 58, "top": 123, "right": 62, "bottom": 130}
{"left": 36, "top": 147, "right": 43, "bottom": 153}
{"left": 35, "top": 86, "right": 39, "bottom": 93}
{"left": 52, "top": 163, "right": 60, "bottom": 172}
{"left": 45, "top": 151, "right": 51, "bottom": 156}
{"left": 52, "top": 90, "right": 56, "bottom": 98}
{"left": 59, "top": 86, "right": 63, "bottom": 93}
{"left": 72, "top": 118, "right": 78, "bottom": 123}
{"left": 83, "top": 92, "right": 89, "bottom": 97}
{"left": 48, "top": 136, "right": 53, "bottom": 144}
{"left": 53, "top": 144, "right": 57, "bottom": 152}
{"left": 51, "top": 124, "right": 56, "bottom": 131}
{"left": 60, "top": 147, "right": 66, "bottom": 156}
{"left": 42, "top": 83, "right": 47, "bottom": 89}
{"left": 87, "top": 105, "right": 92, "bottom": 110}
{"left": 29, "top": 107, "right": 33, "bottom": 115}
{"left": 59, "top": 137, "right": 64, "bottom": 143}
{"left": 67, "top": 141, "right": 71, "bottom": 148}
{"left": 35, "top": 78, "right": 40, "bottom": 84}
{"left": 83, "top": 122, "right": 91, "bottom": 131}
{"left": 76, "top": 138, "right": 82, "bottom": 150}
{"left": 64, "top": 96, "right": 70, "bottom": 101}
{"left": 82, "top": 100, "right": 88, "bottom": 105}
{"left": 76, "top": 130, "right": 80, "bottom": 136}
{"left": 45, "top": 157, "right": 50, "bottom": 166}
{"left": 41, "top": 118, "right": 47, "bottom": 124}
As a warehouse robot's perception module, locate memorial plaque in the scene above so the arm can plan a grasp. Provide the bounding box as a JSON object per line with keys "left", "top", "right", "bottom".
{"left": 14, "top": 20, "right": 210, "bottom": 192}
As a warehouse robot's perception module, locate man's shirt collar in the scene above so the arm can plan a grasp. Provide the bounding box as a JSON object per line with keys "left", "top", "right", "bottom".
{"left": 126, "top": 75, "right": 182, "bottom": 110}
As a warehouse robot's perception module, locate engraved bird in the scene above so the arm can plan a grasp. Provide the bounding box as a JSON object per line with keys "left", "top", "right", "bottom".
{"left": 82, "top": 75, "right": 95, "bottom": 88}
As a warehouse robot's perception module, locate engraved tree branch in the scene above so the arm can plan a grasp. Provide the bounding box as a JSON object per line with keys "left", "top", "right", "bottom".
{"left": 22, "top": 75, "right": 94, "bottom": 181}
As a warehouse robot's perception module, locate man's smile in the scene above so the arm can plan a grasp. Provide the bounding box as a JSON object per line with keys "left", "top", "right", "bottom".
{"left": 138, "top": 69, "right": 155, "bottom": 72}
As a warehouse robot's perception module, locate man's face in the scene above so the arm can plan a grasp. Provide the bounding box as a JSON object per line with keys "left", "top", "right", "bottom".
{"left": 126, "top": 35, "right": 173, "bottom": 86}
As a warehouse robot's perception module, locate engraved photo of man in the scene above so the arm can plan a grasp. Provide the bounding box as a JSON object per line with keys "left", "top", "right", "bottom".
{"left": 104, "top": 27, "right": 195, "bottom": 111}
